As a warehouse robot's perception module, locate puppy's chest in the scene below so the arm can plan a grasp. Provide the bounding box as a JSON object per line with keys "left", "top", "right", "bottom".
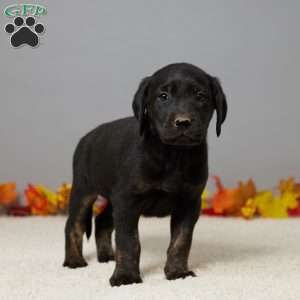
{"left": 134, "top": 160, "right": 196, "bottom": 194}
{"left": 132, "top": 159, "right": 203, "bottom": 217}
{"left": 134, "top": 165, "right": 197, "bottom": 217}
{"left": 136, "top": 172, "right": 181, "bottom": 194}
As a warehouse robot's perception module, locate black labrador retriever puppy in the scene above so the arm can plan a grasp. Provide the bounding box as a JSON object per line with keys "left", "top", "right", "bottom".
{"left": 63, "top": 63, "right": 227, "bottom": 286}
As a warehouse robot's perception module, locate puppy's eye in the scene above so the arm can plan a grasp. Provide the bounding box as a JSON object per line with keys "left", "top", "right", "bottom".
{"left": 158, "top": 92, "right": 169, "bottom": 101}
{"left": 195, "top": 90, "right": 207, "bottom": 101}
{"left": 196, "top": 91, "right": 203, "bottom": 97}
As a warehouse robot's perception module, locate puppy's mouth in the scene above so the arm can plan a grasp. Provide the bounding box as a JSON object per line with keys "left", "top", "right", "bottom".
{"left": 161, "top": 133, "right": 202, "bottom": 146}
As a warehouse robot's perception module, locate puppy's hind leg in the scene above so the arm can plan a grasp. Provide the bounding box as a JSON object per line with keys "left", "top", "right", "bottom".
{"left": 63, "top": 186, "right": 97, "bottom": 268}
{"left": 95, "top": 203, "right": 114, "bottom": 262}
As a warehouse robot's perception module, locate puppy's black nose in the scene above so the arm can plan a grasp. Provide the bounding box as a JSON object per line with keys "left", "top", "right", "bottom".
{"left": 174, "top": 117, "right": 192, "bottom": 128}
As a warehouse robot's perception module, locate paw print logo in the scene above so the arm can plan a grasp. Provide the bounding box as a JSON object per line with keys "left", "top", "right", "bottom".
{"left": 5, "top": 16, "right": 45, "bottom": 48}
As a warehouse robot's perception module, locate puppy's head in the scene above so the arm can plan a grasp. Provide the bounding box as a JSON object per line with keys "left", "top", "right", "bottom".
{"left": 132, "top": 63, "right": 227, "bottom": 146}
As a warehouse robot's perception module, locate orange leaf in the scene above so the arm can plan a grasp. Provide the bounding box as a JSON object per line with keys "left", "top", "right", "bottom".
{"left": 25, "top": 185, "right": 49, "bottom": 215}
{"left": 211, "top": 177, "right": 240, "bottom": 215}
{"left": 211, "top": 177, "right": 257, "bottom": 216}
{"left": 0, "top": 183, "right": 17, "bottom": 205}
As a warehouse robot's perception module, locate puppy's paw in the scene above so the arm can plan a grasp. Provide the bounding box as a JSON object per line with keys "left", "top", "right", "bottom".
{"left": 109, "top": 271, "right": 142, "bottom": 287}
{"left": 63, "top": 257, "right": 88, "bottom": 269}
{"left": 97, "top": 252, "right": 115, "bottom": 263}
{"left": 165, "top": 269, "right": 196, "bottom": 280}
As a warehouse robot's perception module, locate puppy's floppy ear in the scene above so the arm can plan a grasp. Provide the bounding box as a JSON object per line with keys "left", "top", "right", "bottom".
{"left": 132, "top": 76, "right": 152, "bottom": 136}
{"left": 210, "top": 77, "right": 227, "bottom": 137}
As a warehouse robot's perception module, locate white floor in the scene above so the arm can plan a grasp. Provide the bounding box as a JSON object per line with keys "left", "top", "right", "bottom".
{"left": 1, "top": 216, "right": 299, "bottom": 300}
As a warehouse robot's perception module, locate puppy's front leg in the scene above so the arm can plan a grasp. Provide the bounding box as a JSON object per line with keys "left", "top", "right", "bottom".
{"left": 164, "top": 194, "right": 200, "bottom": 280}
{"left": 110, "top": 201, "right": 142, "bottom": 287}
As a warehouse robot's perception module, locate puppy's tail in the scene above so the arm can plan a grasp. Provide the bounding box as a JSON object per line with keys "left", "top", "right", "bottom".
{"left": 85, "top": 206, "right": 93, "bottom": 240}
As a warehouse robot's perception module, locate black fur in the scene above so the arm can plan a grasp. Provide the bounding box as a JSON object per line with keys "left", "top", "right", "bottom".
{"left": 63, "top": 63, "right": 227, "bottom": 286}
